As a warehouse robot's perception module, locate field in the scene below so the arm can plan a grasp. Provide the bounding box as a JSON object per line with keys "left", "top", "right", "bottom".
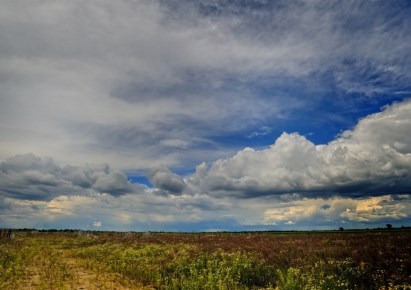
{"left": 1, "top": 230, "right": 410, "bottom": 289}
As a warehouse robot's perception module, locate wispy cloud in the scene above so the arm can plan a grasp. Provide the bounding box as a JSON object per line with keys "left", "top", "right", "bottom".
{"left": 247, "top": 126, "right": 272, "bottom": 138}
{"left": 1, "top": 0, "right": 410, "bottom": 170}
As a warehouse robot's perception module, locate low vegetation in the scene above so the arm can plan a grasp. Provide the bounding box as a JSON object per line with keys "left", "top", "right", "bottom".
{"left": 1, "top": 230, "right": 410, "bottom": 289}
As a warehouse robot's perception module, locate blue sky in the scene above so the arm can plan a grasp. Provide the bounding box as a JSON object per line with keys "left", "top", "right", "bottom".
{"left": 1, "top": 0, "right": 411, "bottom": 231}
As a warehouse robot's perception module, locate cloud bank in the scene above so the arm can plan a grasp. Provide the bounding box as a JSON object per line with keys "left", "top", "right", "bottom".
{"left": 186, "top": 100, "right": 411, "bottom": 197}
{"left": 0, "top": 154, "right": 141, "bottom": 201}
{"left": 264, "top": 195, "right": 410, "bottom": 225}
{"left": 2, "top": 100, "right": 411, "bottom": 230}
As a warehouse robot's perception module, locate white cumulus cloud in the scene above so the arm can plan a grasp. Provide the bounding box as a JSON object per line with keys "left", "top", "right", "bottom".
{"left": 187, "top": 100, "right": 411, "bottom": 197}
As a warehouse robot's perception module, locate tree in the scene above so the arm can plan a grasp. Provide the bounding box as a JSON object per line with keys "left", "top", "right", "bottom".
{"left": 386, "top": 224, "right": 393, "bottom": 230}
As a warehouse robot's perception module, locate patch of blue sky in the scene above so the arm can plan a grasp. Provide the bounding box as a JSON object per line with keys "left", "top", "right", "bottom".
{"left": 128, "top": 169, "right": 195, "bottom": 188}
{"left": 260, "top": 101, "right": 405, "bottom": 147}
{"left": 128, "top": 176, "right": 153, "bottom": 188}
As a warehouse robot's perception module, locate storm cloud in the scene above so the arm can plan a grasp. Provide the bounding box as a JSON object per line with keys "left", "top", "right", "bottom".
{"left": 0, "top": 154, "right": 140, "bottom": 200}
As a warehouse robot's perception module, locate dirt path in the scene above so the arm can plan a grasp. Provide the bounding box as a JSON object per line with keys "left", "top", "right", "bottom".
{"left": 16, "top": 251, "right": 151, "bottom": 290}
{"left": 64, "top": 256, "right": 147, "bottom": 290}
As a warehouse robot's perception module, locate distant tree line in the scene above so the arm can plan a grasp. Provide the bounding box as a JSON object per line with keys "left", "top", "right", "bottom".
{"left": 2, "top": 225, "right": 410, "bottom": 235}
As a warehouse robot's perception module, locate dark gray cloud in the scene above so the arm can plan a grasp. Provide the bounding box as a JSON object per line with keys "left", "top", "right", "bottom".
{"left": 93, "top": 171, "right": 134, "bottom": 196}
{"left": 0, "top": 154, "right": 140, "bottom": 200}
{"left": 149, "top": 167, "right": 186, "bottom": 194}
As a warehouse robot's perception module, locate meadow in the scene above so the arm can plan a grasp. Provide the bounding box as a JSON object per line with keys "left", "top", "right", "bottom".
{"left": 1, "top": 230, "right": 410, "bottom": 289}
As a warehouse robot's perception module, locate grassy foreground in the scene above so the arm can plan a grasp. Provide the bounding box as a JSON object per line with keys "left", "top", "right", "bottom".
{"left": 1, "top": 231, "right": 410, "bottom": 289}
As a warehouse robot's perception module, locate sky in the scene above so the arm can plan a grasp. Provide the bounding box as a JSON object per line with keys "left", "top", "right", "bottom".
{"left": 1, "top": 0, "right": 411, "bottom": 231}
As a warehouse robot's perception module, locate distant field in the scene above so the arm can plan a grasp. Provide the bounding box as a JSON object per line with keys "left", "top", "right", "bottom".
{"left": 1, "top": 230, "right": 410, "bottom": 289}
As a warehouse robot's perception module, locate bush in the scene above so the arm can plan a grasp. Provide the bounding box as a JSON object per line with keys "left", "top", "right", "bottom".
{"left": 157, "top": 250, "right": 276, "bottom": 289}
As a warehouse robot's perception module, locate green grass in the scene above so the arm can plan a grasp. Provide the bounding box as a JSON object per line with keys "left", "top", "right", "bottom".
{"left": 1, "top": 231, "right": 410, "bottom": 289}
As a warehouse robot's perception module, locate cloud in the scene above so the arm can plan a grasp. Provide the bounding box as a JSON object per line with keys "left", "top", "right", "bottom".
{"left": 0, "top": 154, "right": 141, "bottom": 200}
{"left": 0, "top": 189, "right": 234, "bottom": 231}
{"left": 1, "top": 150, "right": 410, "bottom": 231}
{"left": 1, "top": 1, "right": 411, "bottom": 231}
{"left": 340, "top": 195, "right": 407, "bottom": 222}
{"left": 187, "top": 99, "right": 411, "bottom": 197}
{"left": 1, "top": 1, "right": 410, "bottom": 171}
{"left": 93, "top": 221, "right": 102, "bottom": 227}
{"left": 247, "top": 126, "right": 272, "bottom": 138}
{"left": 92, "top": 171, "right": 135, "bottom": 196}
{"left": 149, "top": 167, "right": 186, "bottom": 194}
{"left": 2, "top": 186, "right": 409, "bottom": 231}
{"left": 264, "top": 194, "right": 411, "bottom": 226}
